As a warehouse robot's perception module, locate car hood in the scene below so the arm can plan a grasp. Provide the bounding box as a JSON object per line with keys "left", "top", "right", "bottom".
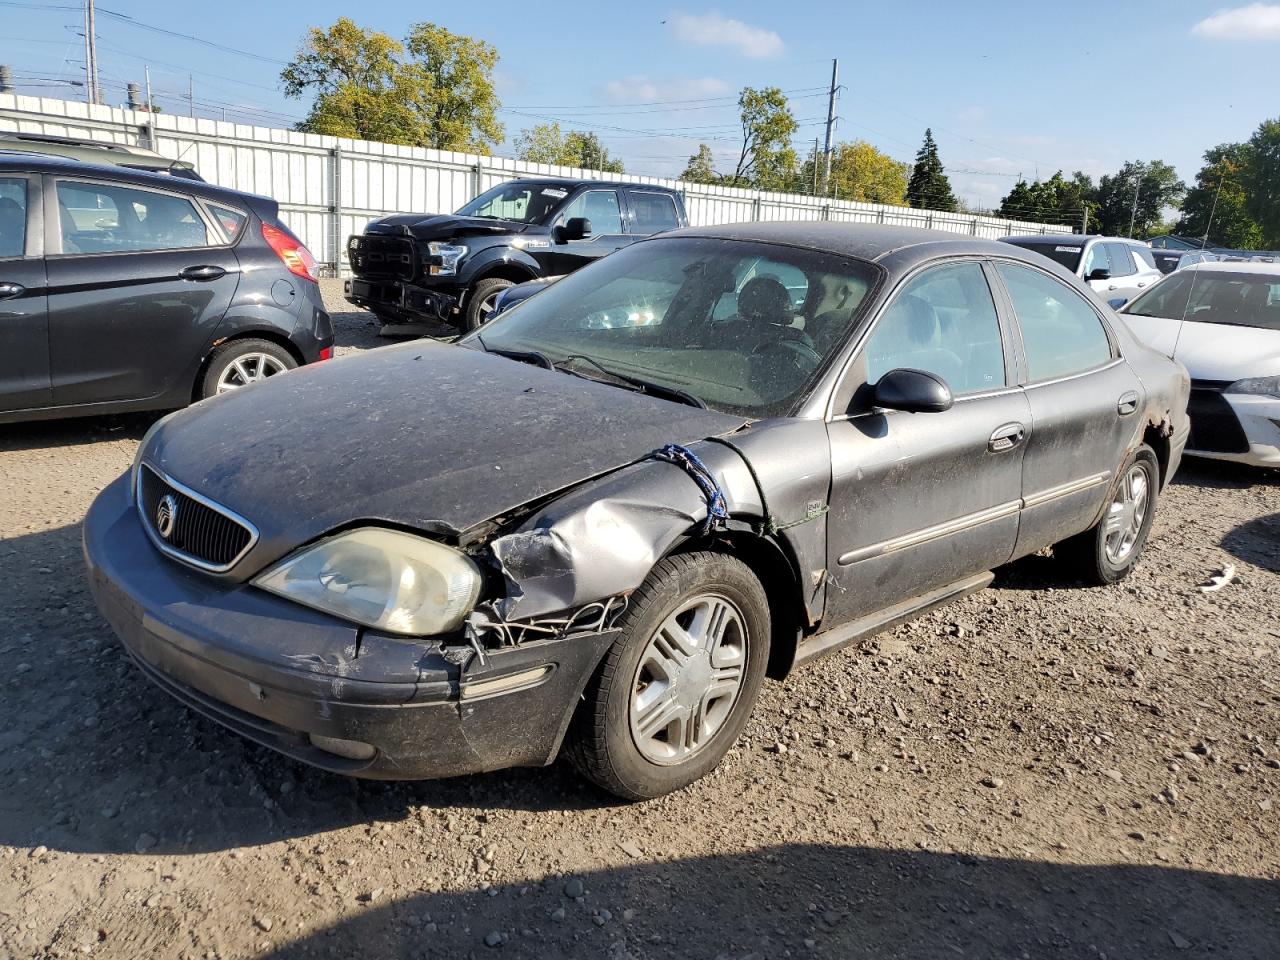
{"left": 143, "top": 341, "right": 746, "bottom": 576}
{"left": 366, "top": 214, "right": 529, "bottom": 241}
{"left": 1121, "top": 313, "right": 1280, "bottom": 379}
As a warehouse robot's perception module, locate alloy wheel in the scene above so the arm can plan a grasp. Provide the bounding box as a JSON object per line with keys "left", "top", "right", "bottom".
{"left": 1103, "top": 462, "right": 1150, "bottom": 565}
{"left": 628, "top": 593, "right": 748, "bottom": 765}
{"left": 215, "top": 353, "right": 288, "bottom": 394}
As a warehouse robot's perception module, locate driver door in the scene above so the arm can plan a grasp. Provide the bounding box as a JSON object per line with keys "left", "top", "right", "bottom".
{"left": 824, "top": 260, "right": 1030, "bottom": 625}
{"left": 543, "top": 188, "right": 631, "bottom": 275}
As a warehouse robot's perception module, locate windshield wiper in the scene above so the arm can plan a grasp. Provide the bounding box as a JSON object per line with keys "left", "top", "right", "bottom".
{"left": 474, "top": 334, "right": 554, "bottom": 370}
{"left": 557, "top": 354, "right": 707, "bottom": 409}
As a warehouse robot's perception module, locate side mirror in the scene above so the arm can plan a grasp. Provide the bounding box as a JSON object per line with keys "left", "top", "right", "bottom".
{"left": 564, "top": 217, "right": 592, "bottom": 241}
{"left": 873, "top": 368, "right": 954, "bottom": 413}
{"left": 1086, "top": 267, "right": 1112, "bottom": 281}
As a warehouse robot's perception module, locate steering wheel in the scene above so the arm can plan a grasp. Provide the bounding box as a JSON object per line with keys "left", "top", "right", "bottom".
{"left": 749, "top": 328, "right": 823, "bottom": 400}
{"left": 751, "top": 328, "right": 822, "bottom": 369}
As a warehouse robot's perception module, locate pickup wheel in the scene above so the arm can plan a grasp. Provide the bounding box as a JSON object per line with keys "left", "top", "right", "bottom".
{"left": 1056, "top": 444, "right": 1159, "bottom": 585}
{"left": 564, "top": 552, "right": 771, "bottom": 800}
{"left": 463, "top": 278, "right": 514, "bottom": 331}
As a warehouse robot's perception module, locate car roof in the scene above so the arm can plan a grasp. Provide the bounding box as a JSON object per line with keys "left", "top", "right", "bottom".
{"left": 1182, "top": 260, "right": 1280, "bottom": 277}
{"left": 1003, "top": 233, "right": 1146, "bottom": 247}
{"left": 504, "top": 176, "right": 681, "bottom": 194}
{"left": 0, "top": 153, "right": 261, "bottom": 206}
{"left": 657, "top": 220, "right": 1065, "bottom": 268}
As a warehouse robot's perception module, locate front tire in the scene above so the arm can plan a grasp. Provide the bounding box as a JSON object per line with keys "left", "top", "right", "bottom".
{"left": 199, "top": 338, "right": 296, "bottom": 400}
{"left": 566, "top": 552, "right": 771, "bottom": 800}
{"left": 1056, "top": 444, "right": 1159, "bottom": 585}
{"left": 462, "top": 278, "right": 514, "bottom": 331}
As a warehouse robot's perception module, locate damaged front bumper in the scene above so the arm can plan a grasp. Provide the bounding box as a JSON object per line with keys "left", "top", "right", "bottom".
{"left": 343, "top": 277, "right": 458, "bottom": 324}
{"left": 82, "top": 474, "right": 614, "bottom": 780}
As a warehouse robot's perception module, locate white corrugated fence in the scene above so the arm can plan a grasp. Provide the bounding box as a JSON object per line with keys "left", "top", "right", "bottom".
{"left": 1, "top": 94, "right": 1074, "bottom": 275}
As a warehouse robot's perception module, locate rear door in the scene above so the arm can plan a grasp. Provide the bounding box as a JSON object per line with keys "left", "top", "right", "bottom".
{"left": 545, "top": 187, "right": 630, "bottom": 274}
{"left": 992, "top": 260, "right": 1143, "bottom": 556}
{"left": 0, "top": 173, "right": 50, "bottom": 412}
{"left": 44, "top": 176, "right": 240, "bottom": 406}
{"left": 624, "top": 189, "right": 683, "bottom": 238}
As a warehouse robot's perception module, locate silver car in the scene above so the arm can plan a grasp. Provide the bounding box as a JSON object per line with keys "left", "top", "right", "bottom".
{"left": 1002, "top": 235, "right": 1164, "bottom": 308}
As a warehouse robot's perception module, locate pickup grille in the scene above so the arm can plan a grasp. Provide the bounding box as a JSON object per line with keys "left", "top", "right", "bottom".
{"left": 348, "top": 234, "right": 416, "bottom": 280}
{"left": 137, "top": 465, "right": 258, "bottom": 572}
{"left": 1187, "top": 380, "right": 1250, "bottom": 454}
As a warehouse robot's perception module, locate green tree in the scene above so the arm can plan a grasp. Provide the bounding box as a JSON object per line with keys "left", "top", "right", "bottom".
{"left": 1092, "top": 160, "right": 1185, "bottom": 238}
{"left": 1177, "top": 143, "right": 1263, "bottom": 249}
{"left": 1243, "top": 118, "right": 1280, "bottom": 248}
{"left": 800, "top": 140, "right": 908, "bottom": 203}
{"left": 681, "top": 144, "right": 719, "bottom": 185}
{"left": 513, "top": 122, "right": 623, "bottom": 172}
{"left": 998, "top": 170, "right": 1095, "bottom": 226}
{"left": 906, "top": 129, "right": 957, "bottom": 212}
{"left": 281, "top": 18, "right": 503, "bottom": 152}
{"left": 729, "top": 87, "right": 798, "bottom": 190}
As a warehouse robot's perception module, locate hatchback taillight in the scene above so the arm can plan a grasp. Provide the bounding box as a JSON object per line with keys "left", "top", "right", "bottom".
{"left": 262, "top": 223, "right": 319, "bottom": 282}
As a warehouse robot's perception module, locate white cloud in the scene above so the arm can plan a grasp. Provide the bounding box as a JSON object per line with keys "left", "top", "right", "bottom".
{"left": 1192, "top": 3, "right": 1280, "bottom": 40}
{"left": 672, "top": 12, "right": 784, "bottom": 58}
{"left": 602, "top": 75, "right": 731, "bottom": 103}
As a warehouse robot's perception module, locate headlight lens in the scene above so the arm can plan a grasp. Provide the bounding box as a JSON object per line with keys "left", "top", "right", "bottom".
{"left": 428, "top": 241, "right": 467, "bottom": 276}
{"left": 1226, "top": 376, "right": 1280, "bottom": 398}
{"left": 253, "top": 528, "right": 481, "bottom": 636}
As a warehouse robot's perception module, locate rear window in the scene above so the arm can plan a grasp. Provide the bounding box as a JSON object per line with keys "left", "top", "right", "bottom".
{"left": 1126, "top": 271, "right": 1280, "bottom": 331}
{"left": 629, "top": 191, "right": 681, "bottom": 233}
{"left": 1004, "top": 239, "right": 1083, "bottom": 272}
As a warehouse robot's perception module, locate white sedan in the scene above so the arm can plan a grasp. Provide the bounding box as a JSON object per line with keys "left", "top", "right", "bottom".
{"left": 1123, "top": 262, "right": 1280, "bottom": 467}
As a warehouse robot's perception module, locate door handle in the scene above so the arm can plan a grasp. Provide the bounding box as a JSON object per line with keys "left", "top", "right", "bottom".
{"left": 1137, "top": 282, "right": 1147, "bottom": 288}
{"left": 0, "top": 281, "right": 24, "bottom": 300}
{"left": 1108, "top": 284, "right": 1118, "bottom": 290}
{"left": 179, "top": 265, "right": 227, "bottom": 282}
{"left": 988, "top": 422, "right": 1025, "bottom": 453}
{"left": 1117, "top": 390, "right": 1139, "bottom": 415}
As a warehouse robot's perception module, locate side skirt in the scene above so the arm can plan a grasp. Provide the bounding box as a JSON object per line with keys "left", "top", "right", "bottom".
{"left": 790, "top": 571, "right": 994, "bottom": 671}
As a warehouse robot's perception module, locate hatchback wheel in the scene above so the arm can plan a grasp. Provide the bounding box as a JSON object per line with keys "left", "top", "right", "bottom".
{"left": 566, "top": 552, "right": 770, "bottom": 800}
{"left": 200, "top": 338, "right": 297, "bottom": 400}
{"left": 1057, "top": 444, "right": 1159, "bottom": 585}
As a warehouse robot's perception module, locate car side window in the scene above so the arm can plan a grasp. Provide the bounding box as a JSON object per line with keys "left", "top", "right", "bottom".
{"left": 628, "top": 192, "right": 680, "bottom": 233}
{"left": 0, "top": 177, "right": 26, "bottom": 259}
{"left": 862, "top": 262, "right": 1006, "bottom": 395}
{"left": 55, "top": 181, "right": 210, "bottom": 255}
{"left": 206, "top": 202, "right": 248, "bottom": 242}
{"left": 558, "top": 189, "right": 623, "bottom": 235}
{"left": 996, "top": 262, "right": 1114, "bottom": 381}
{"left": 1107, "top": 243, "right": 1137, "bottom": 277}
{"left": 1082, "top": 242, "right": 1113, "bottom": 277}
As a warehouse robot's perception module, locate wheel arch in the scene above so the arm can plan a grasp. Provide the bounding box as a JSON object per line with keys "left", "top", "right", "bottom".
{"left": 192, "top": 329, "right": 304, "bottom": 402}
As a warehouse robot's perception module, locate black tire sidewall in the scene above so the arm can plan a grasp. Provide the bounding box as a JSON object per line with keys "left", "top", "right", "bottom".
{"left": 464, "top": 278, "right": 515, "bottom": 331}
{"left": 1093, "top": 446, "right": 1160, "bottom": 583}
{"left": 200, "top": 339, "right": 296, "bottom": 401}
{"left": 587, "top": 553, "right": 771, "bottom": 799}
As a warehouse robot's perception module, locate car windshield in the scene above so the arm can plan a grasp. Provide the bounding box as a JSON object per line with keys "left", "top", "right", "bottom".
{"left": 462, "top": 236, "right": 879, "bottom": 417}
{"left": 455, "top": 182, "right": 570, "bottom": 224}
{"left": 1125, "top": 270, "right": 1280, "bottom": 331}
{"left": 1004, "top": 239, "right": 1084, "bottom": 272}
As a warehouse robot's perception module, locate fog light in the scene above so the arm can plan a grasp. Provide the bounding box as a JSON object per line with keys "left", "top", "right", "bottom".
{"left": 308, "top": 733, "right": 376, "bottom": 760}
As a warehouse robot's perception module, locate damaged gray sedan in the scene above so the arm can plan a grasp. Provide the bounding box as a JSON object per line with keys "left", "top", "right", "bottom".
{"left": 84, "top": 223, "right": 1190, "bottom": 799}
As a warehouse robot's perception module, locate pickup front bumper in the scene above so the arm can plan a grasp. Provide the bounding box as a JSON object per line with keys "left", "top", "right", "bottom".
{"left": 344, "top": 277, "right": 459, "bottom": 325}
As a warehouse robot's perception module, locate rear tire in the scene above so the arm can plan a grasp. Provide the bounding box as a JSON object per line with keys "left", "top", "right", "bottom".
{"left": 1056, "top": 444, "right": 1159, "bottom": 585}
{"left": 565, "top": 551, "right": 771, "bottom": 801}
{"left": 199, "top": 338, "right": 296, "bottom": 401}
{"left": 463, "top": 278, "right": 514, "bottom": 331}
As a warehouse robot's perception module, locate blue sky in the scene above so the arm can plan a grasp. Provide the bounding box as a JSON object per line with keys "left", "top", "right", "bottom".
{"left": 4, "top": 1, "right": 1279, "bottom": 209}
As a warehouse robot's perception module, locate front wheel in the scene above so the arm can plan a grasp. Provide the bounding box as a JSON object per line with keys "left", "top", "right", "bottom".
{"left": 565, "top": 552, "right": 771, "bottom": 800}
{"left": 1056, "top": 444, "right": 1159, "bottom": 585}
{"left": 462, "top": 278, "right": 514, "bottom": 331}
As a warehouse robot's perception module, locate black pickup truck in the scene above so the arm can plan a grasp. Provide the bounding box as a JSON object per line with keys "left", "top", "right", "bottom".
{"left": 344, "top": 178, "right": 688, "bottom": 331}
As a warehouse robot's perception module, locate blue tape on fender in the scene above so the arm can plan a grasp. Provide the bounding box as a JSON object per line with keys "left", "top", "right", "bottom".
{"left": 650, "top": 443, "right": 729, "bottom": 535}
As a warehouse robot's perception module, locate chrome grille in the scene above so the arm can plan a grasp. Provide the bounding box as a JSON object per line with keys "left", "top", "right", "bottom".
{"left": 137, "top": 465, "right": 258, "bottom": 572}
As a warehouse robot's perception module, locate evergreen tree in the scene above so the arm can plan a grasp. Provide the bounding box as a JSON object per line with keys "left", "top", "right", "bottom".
{"left": 906, "top": 129, "right": 957, "bottom": 212}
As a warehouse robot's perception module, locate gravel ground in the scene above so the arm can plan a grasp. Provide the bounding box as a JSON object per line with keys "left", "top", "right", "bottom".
{"left": 1, "top": 279, "right": 1278, "bottom": 960}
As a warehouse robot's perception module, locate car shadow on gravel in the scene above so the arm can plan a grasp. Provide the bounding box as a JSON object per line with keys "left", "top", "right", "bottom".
{"left": 1172, "top": 457, "right": 1279, "bottom": 491}
{"left": 252, "top": 844, "right": 1280, "bottom": 960}
{"left": 0, "top": 410, "right": 165, "bottom": 454}
{"left": 1220, "top": 512, "right": 1280, "bottom": 573}
{"left": 0, "top": 523, "right": 620, "bottom": 860}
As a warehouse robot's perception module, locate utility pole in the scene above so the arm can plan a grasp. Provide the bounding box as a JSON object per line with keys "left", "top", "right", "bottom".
{"left": 811, "top": 137, "right": 819, "bottom": 195}
{"left": 144, "top": 65, "right": 153, "bottom": 112}
{"left": 1201, "top": 174, "right": 1225, "bottom": 249}
{"left": 0, "top": 65, "right": 13, "bottom": 95}
{"left": 821, "top": 59, "right": 838, "bottom": 195}
{"left": 1128, "top": 163, "right": 1144, "bottom": 238}
{"left": 84, "top": 0, "right": 100, "bottom": 105}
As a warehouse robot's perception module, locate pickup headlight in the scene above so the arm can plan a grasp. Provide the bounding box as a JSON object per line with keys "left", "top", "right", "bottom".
{"left": 1226, "top": 376, "right": 1280, "bottom": 398}
{"left": 253, "top": 528, "right": 481, "bottom": 636}
{"left": 428, "top": 241, "right": 468, "bottom": 276}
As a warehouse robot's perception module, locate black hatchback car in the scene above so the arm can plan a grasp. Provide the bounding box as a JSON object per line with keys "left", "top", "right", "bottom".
{"left": 85, "top": 223, "right": 1188, "bottom": 800}
{"left": 0, "top": 155, "right": 333, "bottom": 424}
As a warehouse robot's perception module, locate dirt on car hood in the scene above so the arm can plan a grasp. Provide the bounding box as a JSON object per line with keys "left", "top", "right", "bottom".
{"left": 142, "top": 341, "right": 746, "bottom": 578}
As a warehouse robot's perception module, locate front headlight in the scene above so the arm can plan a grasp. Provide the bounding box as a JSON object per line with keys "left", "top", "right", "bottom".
{"left": 428, "top": 241, "right": 468, "bottom": 276}
{"left": 1226, "top": 376, "right": 1280, "bottom": 398}
{"left": 253, "top": 528, "right": 481, "bottom": 636}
